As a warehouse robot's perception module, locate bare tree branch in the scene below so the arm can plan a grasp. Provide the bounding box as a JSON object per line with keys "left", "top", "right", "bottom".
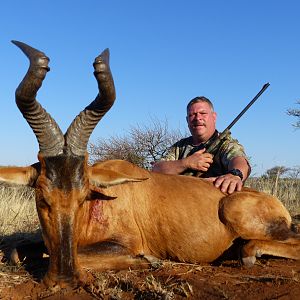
{"left": 287, "top": 100, "right": 300, "bottom": 129}
{"left": 88, "top": 117, "right": 186, "bottom": 169}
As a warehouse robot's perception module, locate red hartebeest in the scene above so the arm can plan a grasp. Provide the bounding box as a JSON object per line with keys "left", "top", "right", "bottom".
{"left": 0, "top": 41, "right": 299, "bottom": 288}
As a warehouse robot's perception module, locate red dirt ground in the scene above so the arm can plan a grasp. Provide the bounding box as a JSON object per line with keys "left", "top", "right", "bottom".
{"left": 0, "top": 257, "right": 299, "bottom": 299}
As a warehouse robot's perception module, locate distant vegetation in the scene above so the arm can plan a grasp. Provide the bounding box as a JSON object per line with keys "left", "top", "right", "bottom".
{"left": 0, "top": 183, "right": 41, "bottom": 249}
{"left": 89, "top": 117, "right": 186, "bottom": 169}
{"left": 287, "top": 100, "right": 300, "bottom": 129}
{"left": 246, "top": 177, "right": 300, "bottom": 216}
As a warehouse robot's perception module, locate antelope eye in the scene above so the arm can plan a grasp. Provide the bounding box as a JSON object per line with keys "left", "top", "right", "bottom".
{"left": 37, "top": 198, "right": 50, "bottom": 209}
{"left": 36, "top": 193, "right": 51, "bottom": 208}
{"left": 78, "top": 198, "right": 85, "bottom": 207}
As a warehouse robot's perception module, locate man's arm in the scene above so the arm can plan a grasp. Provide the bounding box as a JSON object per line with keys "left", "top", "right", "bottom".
{"left": 152, "top": 148, "right": 213, "bottom": 175}
{"left": 152, "top": 159, "right": 188, "bottom": 175}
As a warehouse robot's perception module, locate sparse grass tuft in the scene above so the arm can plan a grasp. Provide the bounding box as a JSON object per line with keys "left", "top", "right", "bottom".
{"left": 85, "top": 267, "right": 193, "bottom": 299}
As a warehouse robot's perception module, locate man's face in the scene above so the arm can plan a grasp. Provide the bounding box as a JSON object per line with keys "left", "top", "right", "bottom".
{"left": 186, "top": 101, "right": 217, "bottom": 144}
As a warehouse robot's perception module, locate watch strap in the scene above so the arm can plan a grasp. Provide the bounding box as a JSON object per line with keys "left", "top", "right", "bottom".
{"left": 228, "top": 168, "right": 243, "bottom": 180}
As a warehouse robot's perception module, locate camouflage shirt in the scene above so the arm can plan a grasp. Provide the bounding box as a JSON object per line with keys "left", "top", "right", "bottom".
{"left": 161, "top": 130, "right": 249, "bottom": 178}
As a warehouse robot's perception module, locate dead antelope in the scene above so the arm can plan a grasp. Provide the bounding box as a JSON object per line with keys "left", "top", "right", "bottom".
{"left": 0, "top": 41, "right": 299, "bottom": 288}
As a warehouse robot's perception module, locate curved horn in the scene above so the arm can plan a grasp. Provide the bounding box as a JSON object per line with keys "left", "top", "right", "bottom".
{"left": 12, "top": 40, "right": 64, "bottom": 156}
{"left": 64, "top": 48, "right": 116, "bottom": 156}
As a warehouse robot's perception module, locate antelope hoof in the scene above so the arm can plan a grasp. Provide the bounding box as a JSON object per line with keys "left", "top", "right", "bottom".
{"left": 43, "top": 270, "right": 90, "bottom": 289}
{"left": 242, "top": 256, "right": 256, "bottom": 267}
{"left": 144, "top": 255, "right": 162, "bottom": 269}
{"left": 9, "top": 248, "right": 21, "bottom": 265}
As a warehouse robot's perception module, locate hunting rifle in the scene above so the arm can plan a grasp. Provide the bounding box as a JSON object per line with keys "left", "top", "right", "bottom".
{"left": 185, "top": 82, "right": 270, "bottom": 177}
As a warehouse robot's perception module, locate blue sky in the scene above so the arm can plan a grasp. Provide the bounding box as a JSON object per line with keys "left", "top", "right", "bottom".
{"left": 0, "top": 0, "right": 299, "bottom": 175}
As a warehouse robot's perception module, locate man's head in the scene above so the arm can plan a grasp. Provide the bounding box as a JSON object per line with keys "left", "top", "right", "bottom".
{"left": 186, "top": 96, "right": 217, "bottom": 145}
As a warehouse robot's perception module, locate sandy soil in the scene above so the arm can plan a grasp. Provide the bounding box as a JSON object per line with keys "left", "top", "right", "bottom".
{"left": 0, "top": 255, "right": 299, "bottom": 300}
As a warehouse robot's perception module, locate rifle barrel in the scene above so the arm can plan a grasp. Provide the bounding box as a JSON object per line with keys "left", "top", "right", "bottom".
{"left": 226, "top": 83, "right": 270, "bottom": 131}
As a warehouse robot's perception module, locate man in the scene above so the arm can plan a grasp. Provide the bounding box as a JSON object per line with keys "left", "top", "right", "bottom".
{"left": 152, "top": 96, "right": 251, "bottom": 194}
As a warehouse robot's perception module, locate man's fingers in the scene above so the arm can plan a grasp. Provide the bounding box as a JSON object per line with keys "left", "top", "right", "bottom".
{"left": 195, "top": 148, "right": 206, "bottom": 154}
{"left": 220, "top": 180, "right": 231, "bottom": 193}
{"left": 203, "top": 177, "right": 217, "bottom": 183}
{"left": 204, "top": 154, "right": 214, "bottom": 162}
{"left": 235, "top": 180, "right": 243, "bottom": 192}
{"left": 226, "top": 181, "right": 237, "bottom": 194}
{"left": 199, "top": 166, "right": 209, "bottom": 172}
{"left": 214, "top": 176, "right": 223, "bottom": 188}
{"left": 214, "top": 174, "right": 243, "bottom": 194}
{"left": 193, "top": 149, "right": 213, "bottom": 162}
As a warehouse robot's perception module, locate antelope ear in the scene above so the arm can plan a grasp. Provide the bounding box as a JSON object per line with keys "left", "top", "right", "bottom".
{"left": 0, "top": 163, "right": 40, "bottom": 186}
{"left": 89, "top": 167, "right": 149, "bottom": 188}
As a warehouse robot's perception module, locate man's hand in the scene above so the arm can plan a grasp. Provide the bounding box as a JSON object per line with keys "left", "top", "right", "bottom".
{"left": 185, "top": 148, "right": 213, "bottom": 172}
{"left": 152, "top": 148, "right": 212, "bottom": 175}
{"left": 204, "top": 173, "right": 243, "bottom": 194}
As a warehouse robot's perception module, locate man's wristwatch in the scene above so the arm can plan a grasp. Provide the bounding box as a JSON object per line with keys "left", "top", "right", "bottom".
{"left": 228, "top": 169, "right": 243, "bottom": 180}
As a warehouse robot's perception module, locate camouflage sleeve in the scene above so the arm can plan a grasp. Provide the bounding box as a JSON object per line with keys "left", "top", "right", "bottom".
{"left": 160, "top": 138, "right": 188, "bottom": 161}
{"left": 218, "top": 136, "right": 249, "bottom": 169}
{"left": 161, "top": 144, "right": 179, "bottom": 161}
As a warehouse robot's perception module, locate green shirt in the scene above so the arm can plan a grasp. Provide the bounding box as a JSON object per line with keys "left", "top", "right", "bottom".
{"left": 161, "top": 131, "right": 249, "bottom": 178}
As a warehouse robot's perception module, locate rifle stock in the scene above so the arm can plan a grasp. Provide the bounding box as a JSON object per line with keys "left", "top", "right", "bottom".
{"left": 205, "top": 129, "right": 231, "bottom": 155}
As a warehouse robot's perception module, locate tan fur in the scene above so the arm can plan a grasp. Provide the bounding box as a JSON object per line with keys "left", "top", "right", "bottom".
{"left": 79, "top": 160, "right": 300, "bottom": 265}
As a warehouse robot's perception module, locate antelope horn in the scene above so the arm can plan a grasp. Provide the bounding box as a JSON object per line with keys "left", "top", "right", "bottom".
{"left": 12, "top": 40, "right": 64, "bottom": 156}
{"left": 65, "top": 48, "right": 116, "bottom": 156}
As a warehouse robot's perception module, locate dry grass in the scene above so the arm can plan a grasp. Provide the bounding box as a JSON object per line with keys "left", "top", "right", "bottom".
{"left": 0, "top": 183, "right": 39, "bottom": 237}
{"left": 0, "top": 183, "right": 41, "bottom": 265}
{"left": 0, "top": 257, "right": 31, "bottom": 290}
{"left": 246, "top": 177, "right": 300, "bottom": 216}
{"left": 0, "top": 184, "right": 41, "bottom": 294}
{"left": 85, "top": 262, "right": 194, "bottom": 299}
